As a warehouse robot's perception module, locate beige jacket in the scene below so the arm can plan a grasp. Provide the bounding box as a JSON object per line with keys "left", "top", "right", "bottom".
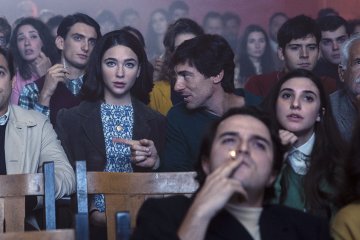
{"left": 5, "top": 104, "right": 75, "bottom": 198}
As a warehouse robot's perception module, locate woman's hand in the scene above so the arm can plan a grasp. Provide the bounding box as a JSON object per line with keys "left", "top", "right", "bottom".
{"left": 113, "top": 138, "right": 160, "bottom": 169}
{"left": 279, "top": 129, "right": 298, "bottom": 146}
{"left": 32, "top": 51, "right": 52, "bottom": 77}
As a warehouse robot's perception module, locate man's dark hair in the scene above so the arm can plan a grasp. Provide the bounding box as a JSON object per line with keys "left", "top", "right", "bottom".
{"left": 196, "top": 106, "right": 286, "bottom": 203}
{"left": 57, "top": 13, "right": 101, "bottom": 40}
{"left": 277, "top": 14, "right": 321, "bottom": 49}
{"left": 202, "top": 11, "right": 223, "bottom": 28}
{"left": 164, "top": 18, "right": 204, "bottom": 53}
{"left": 0, "top": 47, "right": 14, "bottom": 79}
{"left": 317, "top": 8, "right": 339, "bottom": 19}
{"left": 46, "top": 15, "right": 64, "bottom": 31}
{"left": 0, "top": 17, "right": 11, "bottom": 46}
{"left": 222, "top": 11, "right": 241, "bottom": 26}
{"left": 317, "top": 15, "right": 349, "bottom": 34}
{"left": 171, "top": 34, "right": 235, "bottom": 93}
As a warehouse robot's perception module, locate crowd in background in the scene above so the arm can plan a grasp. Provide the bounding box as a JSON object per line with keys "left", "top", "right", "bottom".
{"left": 1, "top": 0, "right": 360, "bottom": 239}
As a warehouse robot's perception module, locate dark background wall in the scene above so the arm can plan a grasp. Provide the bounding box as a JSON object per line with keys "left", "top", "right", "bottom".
{"left": 1, "top": 0, "right": 360, "bottom": 34}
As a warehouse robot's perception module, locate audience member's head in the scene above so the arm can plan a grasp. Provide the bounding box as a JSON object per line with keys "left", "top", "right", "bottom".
{"left": 119, "top": 8, "right": 141, "bottom": 29}
{"left": 348, "top": 18, "right": 360, "bottom": 36}
{"left": 82, "top": 29, "right": 150, "bottom": 104}
{"left": 46, "top": 15, "right": 64, "bottom": 38}
{"left": 317, "top": 15, "right": 349, "bottom": 65}
{"left": 95, "top": 9, "right": 118, "bottom": 35}
{"left": 196, "top": 106, "right": 285, "bottom": 202}
{"left": 16, "top": 0, "right": 38, "bottom": 19}
{"left": 317, "top": 7, "right": 339, "bottom": 19}
{"left": 268, "top": 12, "right": 288, "bottom": 43}
{"left": 222, "top": 11, "right": 241, "bottom": 40}
{"left": 168, "top": 1, "right": 189, "bottom": 22}
{"left": 0, "top": 17, "right": 11, "bottom": 49}
{"left": 164, "top": 18, "right": 204, "bottom": 53}
{"left": 277, "top": 15, "right": 321, "bottom": 72}
{"left": 171, "top": 34, "right": 235, "bottom": 108}
{"left": 38, "top": 9, "right": 56, "bottom": 23}
{"left": 56, "top": 13, "right": 101, "bottom": 70}
{"left": 0, "top": 47, "right": 15, "bottom": 112}
{"left": 339, "top": 34, "right": 360, "bottom": 98}
{"left": 202, "top": 11, "right": 224, "bottom": 35}
{"left": 10, "top": 17, "right": 59, "bottom": 80}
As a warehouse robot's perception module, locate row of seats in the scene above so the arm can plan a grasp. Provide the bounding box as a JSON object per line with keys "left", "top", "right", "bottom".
{"left": 0, "top": 161, "right": 199, "bottom": 240}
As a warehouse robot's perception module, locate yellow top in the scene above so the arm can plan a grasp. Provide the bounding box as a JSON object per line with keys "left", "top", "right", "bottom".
{"left": 149, "top": 81, "right": 172, "bottom": 116}
{"left": 331, "top": 202, "right": 360, "bottom": 240}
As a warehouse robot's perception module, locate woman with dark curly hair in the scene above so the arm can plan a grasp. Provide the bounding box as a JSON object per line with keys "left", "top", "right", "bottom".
{"left": 10, "top": 17, "right": 59, "bottom": 104}
{"left": 237, "top": 24, "right": 274, "bottom": 87}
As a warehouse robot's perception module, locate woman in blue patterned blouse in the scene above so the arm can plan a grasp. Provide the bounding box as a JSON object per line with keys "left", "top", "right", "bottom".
{"left": 56, "top": 29, "right": 166, "bottom": 237}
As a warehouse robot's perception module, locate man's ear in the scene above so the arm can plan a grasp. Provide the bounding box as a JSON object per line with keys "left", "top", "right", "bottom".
{"left": 277, "top": 48, "right": 285, "bottom": 61}
{"left": 212, "top": 70, "right": 224, "bottom": 84}
{"left": 338, "top": 64, "right": 346, "bottom": 83}
{"left": 55, "top": 36, "right": 64, "bottom": 51}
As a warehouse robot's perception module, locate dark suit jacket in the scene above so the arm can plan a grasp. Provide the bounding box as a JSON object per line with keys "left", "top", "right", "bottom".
{"left": 55, "top": 98, "right": 166, "bottom": 172}
{"left": 132, "top": 196, "right": 331, "bottom": 240}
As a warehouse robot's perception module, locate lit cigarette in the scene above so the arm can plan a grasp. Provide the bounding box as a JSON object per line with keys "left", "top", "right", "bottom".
{"left": 229, "top": 150, "right": 237, "bottom": 160}
{"left": 63, "top": 58, "right": 67, "bottom": 69}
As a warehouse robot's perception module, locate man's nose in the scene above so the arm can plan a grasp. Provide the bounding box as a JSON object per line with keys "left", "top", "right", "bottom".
{"left": 174, "top": 77, "right": 185, "bottom": 92}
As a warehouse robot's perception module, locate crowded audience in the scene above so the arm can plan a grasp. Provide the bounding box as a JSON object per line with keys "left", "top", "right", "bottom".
{"left": 1, "top": 2, "right": 360, "bottom": 239}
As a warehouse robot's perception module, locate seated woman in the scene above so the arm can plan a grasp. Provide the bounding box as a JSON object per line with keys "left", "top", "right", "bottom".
{"left": 262, "top": 69, "right": 346, "bottom": 219}
{"left": 236, "top": 24, "right": 274, "bottom": 88}
{"left": 149, "top": 18, "right": 204, "bottom": 115}
{"left": 331, "top": 115, "right": 360, "bottom": 240}
{"left": 55, "top": 30, "right": 166, "bottom": 235}
{"left": 10, "top": 17, "right": 59, "bottom": 104}
{"left": 132, "top": 107, "right": 330, "bottom": 240}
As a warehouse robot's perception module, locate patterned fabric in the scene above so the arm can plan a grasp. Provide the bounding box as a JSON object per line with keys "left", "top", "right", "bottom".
{"left": 287, "top": 133, "right": 315, "bottom": 175}
{"left": 18, "top": 76, "right": 84, "bottom": 117}
{"left": 65, "top": 76, "right": 83, "bottom": 96}
{"left": 94, "top": 103, "right": 134, "bottom": 212}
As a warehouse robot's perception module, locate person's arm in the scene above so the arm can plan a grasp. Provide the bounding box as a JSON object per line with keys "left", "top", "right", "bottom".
{"left": 38, "top": 64, "right": 67, "bottom": 107}
{"left": 177, "top": 159, "right": 247, "bottom": 240}
{"left": 39, "top": 118, "right": 75, "bottom": 198}
{"left": 18, "top": 81, "right": 51, "bottom": 117}
{"left": 159, "top": 109, "right": 193, "bottom": 171}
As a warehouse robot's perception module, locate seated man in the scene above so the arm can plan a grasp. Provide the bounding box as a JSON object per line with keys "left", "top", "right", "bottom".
{"left": 330, "top": 34, "right": 360, "bottom": 141}
{"left": 19, "top": 13, "right": 101, "bottom": 125}
{"left": 314, "top": 15, "right": 349, "bottom": 88}
{"left": 0, "top": 46, "right": 75, "bottom": 199}
{"left": 132, "top": 107, "right": 331, "bottom": 240}
{"left": 159, "top": 34, "right": 261, "bottom": 171}
{"left": 245, "top": 14, "right": 337, "bottom": 97}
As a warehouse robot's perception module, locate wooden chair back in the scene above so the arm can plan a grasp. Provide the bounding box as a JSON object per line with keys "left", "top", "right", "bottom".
{"left": 76, "top": 160, "right": 199, "bottom": 240}
{"left": 0, "top": 229, "right": 75, "bottom": 240}
{"left": 0, "top": 162, "right": 56, "bottom": 232}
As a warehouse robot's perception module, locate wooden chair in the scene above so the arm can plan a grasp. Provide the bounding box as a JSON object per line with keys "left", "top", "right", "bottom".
{"left": 76, "top": 160, "right": 199, "bottom": 240}
{"left": 0, "top": 162, "right": 56, "bottom": 232}
{"left": 0, "top": 229, "right": 75, "bottom": 240}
